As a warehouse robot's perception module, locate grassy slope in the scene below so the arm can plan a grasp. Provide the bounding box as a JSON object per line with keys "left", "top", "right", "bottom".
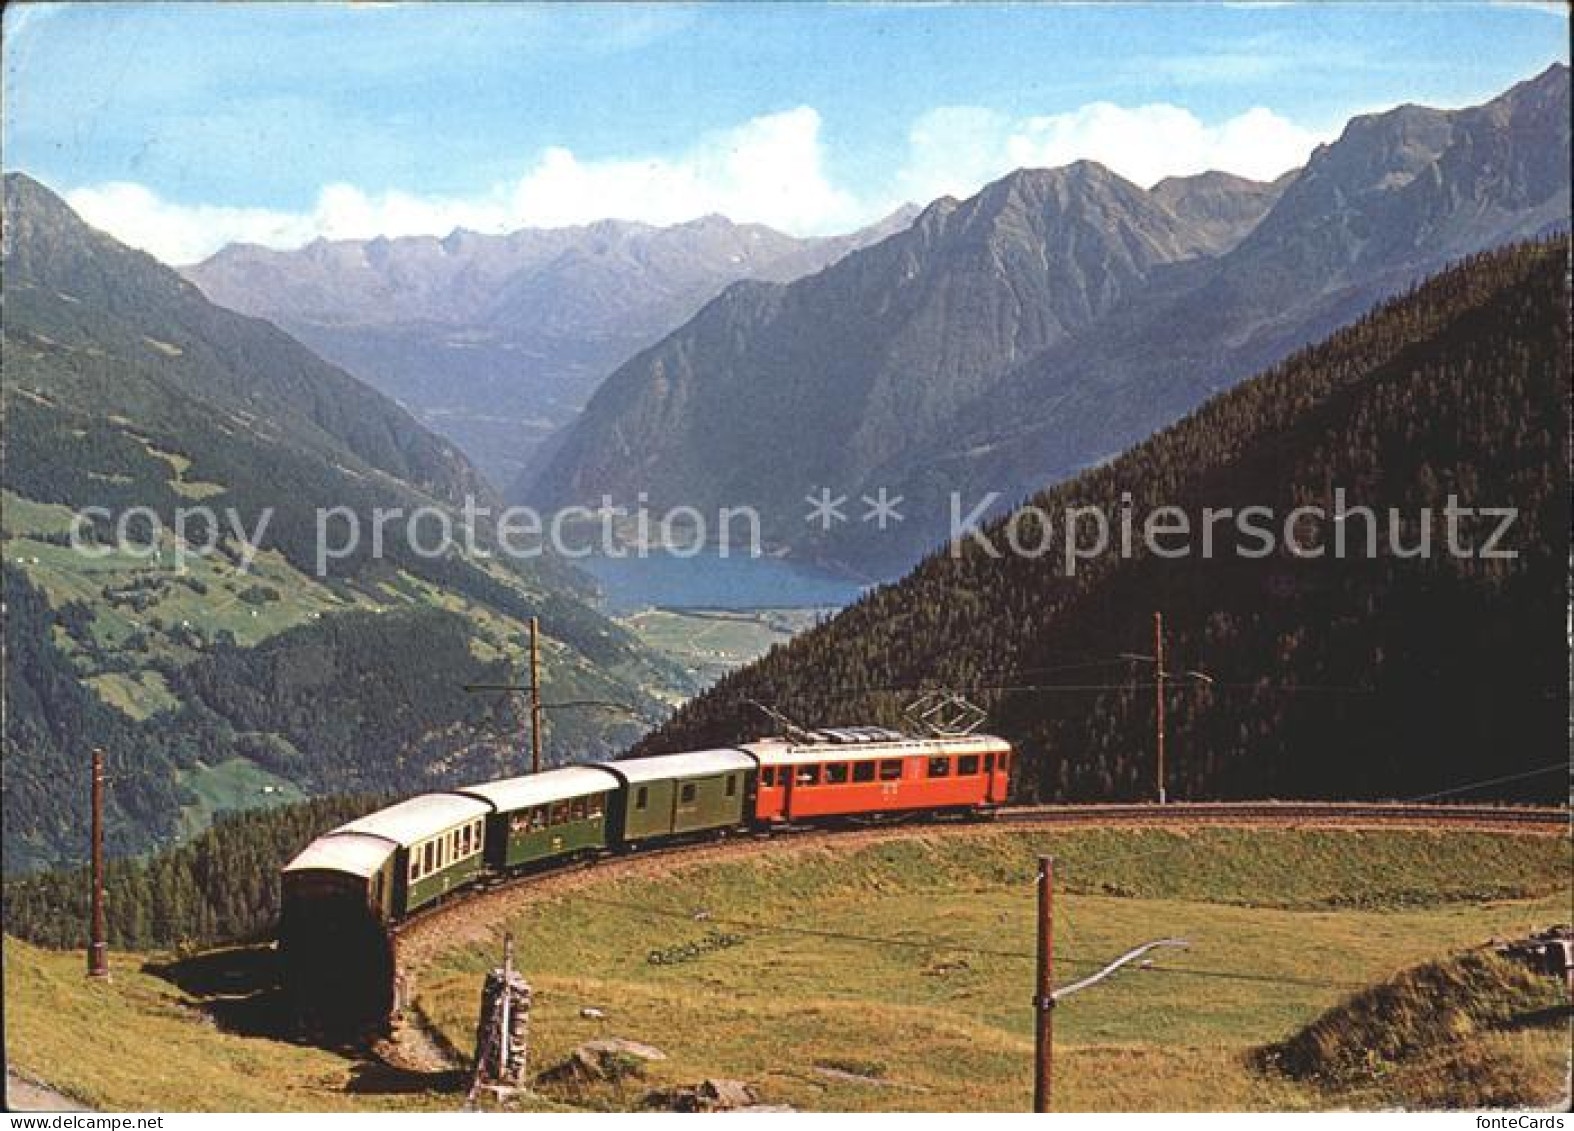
{"left": 409, "top": 827, "right": 1569, "bottom": 1112}
{"left": 1264, "top": 949, "right": 1569, "bottom": 1108}
{"left": 6, "top": 827, "right": 1567, "bottom": 1112}
{"left": 2, "top": 941, "right": 452, "bottom": 1112}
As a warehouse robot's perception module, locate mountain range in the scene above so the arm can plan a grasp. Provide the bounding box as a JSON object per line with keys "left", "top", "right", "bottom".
{"left": 1, "top": 174, "right": 687, "bottom": 871}
{"left": 184, "top": 206, "right": 920, "bottom": 488}
{"left": 527, "top": 64, "right": 1570, "bottom": 575}
{"left": 635, "top": 238, "right": 1570, "bottom": 804}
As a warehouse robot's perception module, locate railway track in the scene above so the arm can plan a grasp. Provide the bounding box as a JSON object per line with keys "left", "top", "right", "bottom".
{"left": 993, "top": 801, "right": 1570, "bottom": 830}
{"left": 390, "top": 800, "right": 1568, "bottom": 966}
{"left": 369, "top": 798, "right": 1570, "bottom": 1052}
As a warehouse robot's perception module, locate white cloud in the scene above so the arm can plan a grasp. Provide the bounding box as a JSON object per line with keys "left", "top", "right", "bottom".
{"left": 65, "top": 107, "right": 861, "bottom": 265}
{"left": 898, "top": 101, "right": 1329, "bottom": 205}
{"left": 64, "top": 183, "right": 320, "bottom": 266}
{"left": 1486, "top": 1, "right": 1569, "bottom": 17}
{"left": 65, "top": 99, "right": 1330, "bottom": 266}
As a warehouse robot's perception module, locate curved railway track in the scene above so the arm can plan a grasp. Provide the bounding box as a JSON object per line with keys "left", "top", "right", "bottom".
{"left": 388, "top": 800, "right": 1568, "bottom": 992}
{"left": 994, "top": 801, "right": 1569, "bottom": 829}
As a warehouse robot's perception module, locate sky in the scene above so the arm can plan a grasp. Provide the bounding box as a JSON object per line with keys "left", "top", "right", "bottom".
{"left": 3, "top": 2, "right": 1567, "bottom": 265}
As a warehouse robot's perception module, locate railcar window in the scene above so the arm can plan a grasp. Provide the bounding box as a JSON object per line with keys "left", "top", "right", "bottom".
{"left": 570, "top": 797, "right": 588, "bottom": 821}
{"left": 826, "top": 763, "right": 850, "bottom": 784}
{"left": 424, "top": 841, "right": 436, "bottom": 872}
{"left": 588, "top": 795, "right": 605, "bottom": 819}
{"left": 928, "top": 756, "right": 951, "bottom": 778}
{"left": 551, "top": 801, "right": 571, "bottom": 825}
{"left": 680, "top": 782, "right": 697, "bottom": 803}
{"left": 725, "top": 775, "right": 737, "bottom": 797}
{"left": 879, "top": 759, "right": 903, "bottom": 781}
{"left": 458, "top": 826, "right": 468, "bottom": 855}
{"left": 409, "top": 856, "right": 420, "bottom": 882}
{"left": 853, "top": 761, "right": 876, "bottom": 783}
{"left": 760, "top": 767, "right": 774, "bottom": 787}
{"left": 796, "top": 765, "right": 821, "bottom": 786}
{"left": 959, "top": 754, "right": 980, "bottom": 775}
{"left": 985, "top": 752, "right": 996, "bottom": 774}
{"left": 636, "top": 786, "right": 649, "bottom": 811}
{"left": 474, "top": 819, "right": 485, "bottom": 849}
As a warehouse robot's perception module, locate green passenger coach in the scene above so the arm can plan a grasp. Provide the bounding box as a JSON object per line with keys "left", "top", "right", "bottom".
{"left": 599, "top": 749, "right": 757, "bottom": 845}
{"left": 458, "top": 765, "right": 621, "bottom": 869}
{"left": 335, "top": 793, "right": 492, "bottom": 915}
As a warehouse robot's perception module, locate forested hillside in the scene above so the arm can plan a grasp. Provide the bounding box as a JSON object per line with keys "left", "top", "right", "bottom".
{"left": 634, "top": 241, "right": 1569, "bottom": 804}
{"left": 1, "top": 175, "right": 686, "bottom": 871}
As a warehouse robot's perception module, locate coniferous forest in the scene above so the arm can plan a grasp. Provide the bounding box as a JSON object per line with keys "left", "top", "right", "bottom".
{"left": 635, "top": 241, "right": 1570, "bottom": 806}
{"left": 2, "top": 795, "right": 382, "bottom": 949}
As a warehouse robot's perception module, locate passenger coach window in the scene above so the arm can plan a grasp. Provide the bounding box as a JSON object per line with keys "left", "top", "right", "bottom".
{"left": 853, "top": 761, "right": 876, "bottom": 783}
{"left": 959, "top": 755, "right": 980, "bottom": 775}
{"left": 826, "top": 763, "right": 849, "bottom": 784}
{"left": 985, "top": 753, "right": 996, "bottom": 773}
{"left": 725, "top": 775, "right": 737, "bottom": 797}
{"left": 879, "top": 760, "right": 903, "bottom": 781}
{"left": 796, "top": 766, "right": 821, "bottom": 785}
{"left": 928, "top": 756, "right": 951, "bottom": 777}
{"left": 424, "top": 842, "right": 436, "bottom": 872}
{"left": 680, "top": 783, "right": 697, "bottom": 803}
{"left": 636, "top": 786, "right": 649, "bottom": 810}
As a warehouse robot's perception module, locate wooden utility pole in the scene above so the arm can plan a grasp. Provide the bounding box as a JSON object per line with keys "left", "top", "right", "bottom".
{"left": 87, "top": 748, "right": 109, "bottom": 979}
{"left": 1154, "top": 610, "right": 1167, "bottom": 805}
{"left": 1034, "top": 855, "right": 1055, "bottom": 1113}
{"left": 528, "top": 616, "right": 543, "bottom": 774}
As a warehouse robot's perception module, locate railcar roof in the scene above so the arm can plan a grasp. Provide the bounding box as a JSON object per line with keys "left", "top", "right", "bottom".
{"left": 599, "top": 748, "right": 757, "bottom": 784}
{"left": 283, "top": 831, "right": 396, "bottom": 878}
{"left": 456, "top": 765, "right": 622, "bottom": 812}
{"left": 335, "top": 793, "right": 491, "bottom": 847}
{"left": 743, "top": 733, "right": 1010, "bottom": 767}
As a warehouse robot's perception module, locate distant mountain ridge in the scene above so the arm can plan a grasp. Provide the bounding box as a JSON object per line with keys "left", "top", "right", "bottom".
{"left": 525, "top": 160, "right": 1287, "bottom": 528}
{"left": 528, "top": 64, "right": 1570, "bottom": 574}
{"left": 183, "top": 206, "right": 920, "bottom": 486}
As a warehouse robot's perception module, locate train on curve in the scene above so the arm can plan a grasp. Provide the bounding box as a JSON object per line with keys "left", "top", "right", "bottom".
{"left": 279, "top": 728, "right": 1013, "bottom": 1025}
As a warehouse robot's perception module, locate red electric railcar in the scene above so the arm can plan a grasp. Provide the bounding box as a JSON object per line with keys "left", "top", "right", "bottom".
{"left": 745, "top": 732, "right": 1011, "bottom": 823}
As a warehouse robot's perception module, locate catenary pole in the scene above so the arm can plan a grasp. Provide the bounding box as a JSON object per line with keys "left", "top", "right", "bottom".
{"left": 1034, "top": 855, "right": 1055, "bottom": 1112}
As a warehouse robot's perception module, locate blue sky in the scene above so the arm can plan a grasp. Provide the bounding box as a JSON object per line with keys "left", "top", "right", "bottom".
{"left": 3, "top": 2, "right": 1566, "bottom": 262}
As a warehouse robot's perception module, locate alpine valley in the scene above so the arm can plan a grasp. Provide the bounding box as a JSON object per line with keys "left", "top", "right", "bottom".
{"left": 1, "top": 174, "right": 689, "bottom": 871}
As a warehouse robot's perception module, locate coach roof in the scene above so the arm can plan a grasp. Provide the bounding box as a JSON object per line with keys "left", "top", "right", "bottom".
{"left": 283, "top": 831, "right": 397, "bottom": 878}
{"left": 456, "top": 766, "right": 622, "bottom": 812}
{"left": 335, "top": 793, "right": 490, "bottom": 848}
{"left": 598, "top": 749, "right": 757, "bottom": 784}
